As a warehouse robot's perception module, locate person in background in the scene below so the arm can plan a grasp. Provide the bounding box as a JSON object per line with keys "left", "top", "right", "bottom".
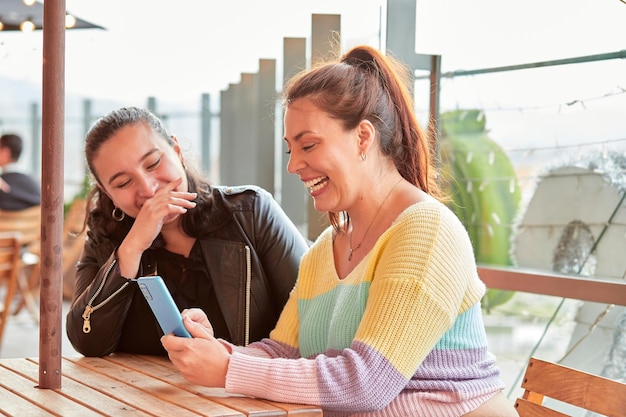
{"left": 162, "top": 45, "right": 517, "bottom": 416}
{"left": 0, "top": 133, "right": 41, "bottom": 210}
{"left": 66, "top": 107, "right": 309, "bottom": 357}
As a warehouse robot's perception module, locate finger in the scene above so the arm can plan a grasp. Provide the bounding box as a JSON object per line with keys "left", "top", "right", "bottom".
{"left": 163, "top": 177, "right": 183, "bottom": 192}
{"left": 183, "top": 315, "right": 213, "bottom": 339}
{"left": 181, "top": 308, "right": 205, "bottom": 321}
{"left": 167, "top": 196, "right": 197, "bottom": 210}
{"left": 155, "top": 177, "right": 190, "bottom": 198}
{"left": 170, "top": 194, "right": 198, "bottom": 207}
{"left": 161, "top": 334, "right": 183, "bottom": 352}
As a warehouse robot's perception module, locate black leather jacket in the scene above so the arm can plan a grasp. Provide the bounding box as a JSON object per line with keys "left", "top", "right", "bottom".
{"left": 66, "top": 185, "right": 308, "bottom": 357}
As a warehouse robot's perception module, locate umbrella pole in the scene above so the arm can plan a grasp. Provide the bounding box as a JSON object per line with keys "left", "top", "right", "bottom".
{"left": 39, "top": 0, "right": 65, "bottom": 389}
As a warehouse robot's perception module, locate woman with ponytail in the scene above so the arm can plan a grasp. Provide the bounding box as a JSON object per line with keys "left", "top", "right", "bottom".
{"left": 163, "top": 46, "right": 516, "bottom": 416}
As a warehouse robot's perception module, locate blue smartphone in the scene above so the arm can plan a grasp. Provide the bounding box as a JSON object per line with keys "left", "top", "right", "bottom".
{"left": 136, "top": 276, "right": 192, "bottom": 338}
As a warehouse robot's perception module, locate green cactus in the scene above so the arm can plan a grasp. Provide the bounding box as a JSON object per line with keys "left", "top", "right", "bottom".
{"left": 439, "top": 109, "right": 521, "bottom": 311}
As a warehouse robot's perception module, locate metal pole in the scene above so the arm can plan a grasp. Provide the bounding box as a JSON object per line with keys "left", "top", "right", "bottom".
{"left": 200, "top": 93, "right": 211, "bottom": 175}
{"left": 428, "top": 55, "right": 442, "bottom": 166}
{"left": 30, "top": 102, "right": 40, "bottom": 177}
{"left": 39, "top": 0, "right": 65, "bottom": 389}
{"left": 416, "top": 50, "right": 626, "bottom": 80}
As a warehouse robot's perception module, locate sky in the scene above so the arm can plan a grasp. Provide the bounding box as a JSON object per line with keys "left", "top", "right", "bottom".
{"left": 1, "top": 0, "right": 625, "bottom": 157}
{"left": 0, "top": 0, "right": 623, "bottom": 101}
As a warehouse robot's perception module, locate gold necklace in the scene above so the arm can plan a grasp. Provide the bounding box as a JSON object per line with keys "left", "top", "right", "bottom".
{"left": 348, "top": 178, "right": 403, "bottom": 261}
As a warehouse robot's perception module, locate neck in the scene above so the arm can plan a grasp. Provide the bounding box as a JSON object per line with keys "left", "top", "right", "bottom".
{"left": 347, "top": 177, "right": 403, "bottom": 261}
{"left": 161, "top": 218, "right": 195, "bottom": 256}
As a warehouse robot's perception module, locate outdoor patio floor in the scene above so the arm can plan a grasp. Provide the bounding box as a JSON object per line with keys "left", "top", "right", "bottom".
{"left": 0, "top": 300, "right": 78, "bottom": 359}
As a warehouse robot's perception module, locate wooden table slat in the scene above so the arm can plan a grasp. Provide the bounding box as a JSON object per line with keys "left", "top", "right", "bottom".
{"left": 0, "top": 354, "right": 322, "bottom": 417}
{"left": 0, "top": 360, "right": 102, "bottom": 417}
{"left": 263, "top": 401, "right": 324, "bottom": 416}
{"left": 105, "top": 354, "right": 290, "bottom": 416}
{"left": 0, "top": 378, "right": 56, "bottom": 417}
{"left": 106, "top": 354, "right": 318, "bottom": 416}
{"left": 4, "top": 357, "right": 155, "bottom": 416}
{"left": 62, "top": 357, "right": 222, "bottom": 417}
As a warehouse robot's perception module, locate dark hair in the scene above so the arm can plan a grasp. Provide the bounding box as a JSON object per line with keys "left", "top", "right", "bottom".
{"left": 0, "top": 133, "right": 24, "bottom": 161}
{"left": 283, "top": 45, "right": 440, "bottom": 232}
{"left": 83, "top": 106, "right": 213, "bottom": 242}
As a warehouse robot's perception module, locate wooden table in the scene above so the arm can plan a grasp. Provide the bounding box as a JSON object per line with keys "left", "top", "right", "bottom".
{"left": 0, "top": 353, "right": 322, "bottom": 416}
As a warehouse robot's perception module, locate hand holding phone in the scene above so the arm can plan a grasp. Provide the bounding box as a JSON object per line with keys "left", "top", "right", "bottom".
{"left": 136, "top": 276, "right": 192, "bottom": 338}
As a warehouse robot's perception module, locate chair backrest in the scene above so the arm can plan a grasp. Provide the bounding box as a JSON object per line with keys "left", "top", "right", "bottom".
{"left": 0, "top": 232, "right": 22, "bottom": 345}
{"left": 0, "top": 205, "right": 41, "bottom": 246}
{"left": 61, "top": 199, "right": 87, "bottom": 299}
{"left": 515, "top": 357, "right": 626, "bottom": 417}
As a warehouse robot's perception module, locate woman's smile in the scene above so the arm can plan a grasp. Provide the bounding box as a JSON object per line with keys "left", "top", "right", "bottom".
{"left": 304, "top": 176, "right": 329, "bottom": 195}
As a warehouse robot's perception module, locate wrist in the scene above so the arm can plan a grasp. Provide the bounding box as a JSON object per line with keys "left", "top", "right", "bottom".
{"left": 115, "top": 245, "right": 143, "bottom": 279}
{"left": 218, "top": 338, "right": 234, "bottom": 354}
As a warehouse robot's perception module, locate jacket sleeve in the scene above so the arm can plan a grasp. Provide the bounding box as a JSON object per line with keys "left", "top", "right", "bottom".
{"left": 65, "top": 231, "right": 137, "bottom": 357}
{"left": 251, "top": 188, "right": 309, "bottom": 315}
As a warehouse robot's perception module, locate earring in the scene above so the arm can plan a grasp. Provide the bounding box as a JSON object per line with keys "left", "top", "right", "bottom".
{"left": 112, "top": 207, "right": 125, "bottom": 222}
{"left": 360, "top": 152, "right": 367, "bottom": 161}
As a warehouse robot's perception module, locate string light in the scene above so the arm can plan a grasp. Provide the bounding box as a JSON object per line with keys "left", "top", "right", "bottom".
{"left": 504, "top": 137, "right": 626, "bottom": 155}
{"left": 0, "top": 12, "right": 80, "bottom": 31}
{"left": 65, "top": 14, "right": 76, "bottom": 28}
{"left": 23, "top": 0, "right": 37, "bottom": 6}
{"left": 435, "top": 84, "right": 626, "bottom": 114}
{"left": 20, "top": 17, "right": 35, "bottom": 32}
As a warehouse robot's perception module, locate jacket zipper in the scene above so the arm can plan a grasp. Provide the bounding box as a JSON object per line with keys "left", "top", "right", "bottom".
{"left": 244, "top": 245, "right": 251, "bottom": 346}
{"left": 82, "top": 258, "right": 130, "bottom": 333}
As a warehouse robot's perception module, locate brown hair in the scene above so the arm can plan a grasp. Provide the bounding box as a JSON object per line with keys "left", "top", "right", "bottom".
{"left": 0, "top": 133, "right": 24, "bottom": 161}
{"left": 82, "top": 107, "right": 212, "bottom": 242}
{"left": 283, "top": 45, "right": 440, "bottom": 232}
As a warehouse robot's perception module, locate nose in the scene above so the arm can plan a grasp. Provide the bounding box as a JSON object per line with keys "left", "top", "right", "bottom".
{"left": 286, "top": 150, "right": 304, "bottom": 175}
{"left": 135, "top": 174, "right": 158, "bottom": 197}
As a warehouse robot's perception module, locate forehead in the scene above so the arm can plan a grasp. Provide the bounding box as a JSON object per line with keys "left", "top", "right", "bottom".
{"left": 92, "top": 124, "right": 166, "bottom": 177}
{"left": 284, "top": 99, "right": 333, "bottom": 131}
{"left": 98, "top": 123, "right": 164, "bottom": 153}
{"left": 285, "top": 98, "right": 321, "bottom": 119}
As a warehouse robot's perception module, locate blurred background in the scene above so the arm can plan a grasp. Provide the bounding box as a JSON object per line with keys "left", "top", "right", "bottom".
{"left": 0, "top": 1, "right": 625, "bottom": 413}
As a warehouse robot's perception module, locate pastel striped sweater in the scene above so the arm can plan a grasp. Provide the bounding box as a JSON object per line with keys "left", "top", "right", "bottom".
{"left": 226, "top": 201, "right": 505, "bottom": 416}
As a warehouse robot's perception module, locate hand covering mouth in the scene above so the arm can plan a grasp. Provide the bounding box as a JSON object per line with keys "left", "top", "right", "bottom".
{"left": 304, "top": 176, "right": 329, "bottom": 194}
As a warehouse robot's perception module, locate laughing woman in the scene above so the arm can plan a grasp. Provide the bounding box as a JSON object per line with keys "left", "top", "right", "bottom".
{"left": 162, "top": 46, "right": 517, "bottom": 416}
{"left": 66, "top": 107, "right": 308, "bottom": 357}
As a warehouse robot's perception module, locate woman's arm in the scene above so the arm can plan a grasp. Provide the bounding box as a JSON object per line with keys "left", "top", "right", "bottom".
{"left": 65, "top": 232, "right": 137, "bottom": 357}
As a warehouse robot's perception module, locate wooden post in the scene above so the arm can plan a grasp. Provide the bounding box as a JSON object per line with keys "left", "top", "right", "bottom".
{"left": 39, "top": 0, "right": 65, "bottom": 389}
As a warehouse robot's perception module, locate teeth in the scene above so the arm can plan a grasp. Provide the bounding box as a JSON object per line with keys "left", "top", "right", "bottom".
{"left": 304, "top": 176, "right": 327, "bottom": 193}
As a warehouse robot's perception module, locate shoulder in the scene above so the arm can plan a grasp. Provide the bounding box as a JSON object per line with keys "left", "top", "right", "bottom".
{"left": 210, "top": 185, "right": 274, "bottom": 211}
{"left": 382, "top": 201, "right": 474, "bottom": 260}
{"left": 205, "top": 185, "right": 283, "bottom": 229}
{"left": 2, "top": 172, "right": 39, "bottom": 184}
{"left": 379, "top": 202, "right": 483, "bottom": 303}
{"left": 394, "top": 201, "right": 466, "bottom": 235}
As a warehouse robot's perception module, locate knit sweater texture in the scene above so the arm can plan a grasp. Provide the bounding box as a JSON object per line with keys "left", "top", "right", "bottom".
{"left": 226, "top": 201, "right": 505, "bottom": 416}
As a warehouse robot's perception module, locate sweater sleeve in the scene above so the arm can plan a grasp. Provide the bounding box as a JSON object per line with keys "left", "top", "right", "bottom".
{"left": 226, "top": 203, "right": 485, "bottom": 412}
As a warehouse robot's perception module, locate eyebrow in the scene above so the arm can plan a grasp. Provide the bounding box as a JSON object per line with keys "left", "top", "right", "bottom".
{"left": 107, "top": 148, "right": 160, "bottom": 185}
{"left": 283, "top": 130, "right": 316, "bottom": 143}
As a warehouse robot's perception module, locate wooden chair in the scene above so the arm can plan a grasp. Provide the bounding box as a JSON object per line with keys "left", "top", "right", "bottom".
{"left": 60, "top": 199, "right": 87, "bottom": 300}
{"left": 0, "top": 201, "right": 88, "bottom": 319}
{"left": 515, "top": 357, "right": 626, "bottom": 417}
{"left": 0, "top": 232, "right": 22, "bottom": 347}
{"left": 0, "top": 205, "right": 41, "bottom": 321}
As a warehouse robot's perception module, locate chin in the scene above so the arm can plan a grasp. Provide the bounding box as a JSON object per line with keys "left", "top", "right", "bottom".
{"left": 312, "top": 200, "right": 334, "bottom": 214}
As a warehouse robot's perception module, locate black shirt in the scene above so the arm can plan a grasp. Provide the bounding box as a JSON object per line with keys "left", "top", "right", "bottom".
{"left": 117, "top": 241, "right": 229, "bottom": 355}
